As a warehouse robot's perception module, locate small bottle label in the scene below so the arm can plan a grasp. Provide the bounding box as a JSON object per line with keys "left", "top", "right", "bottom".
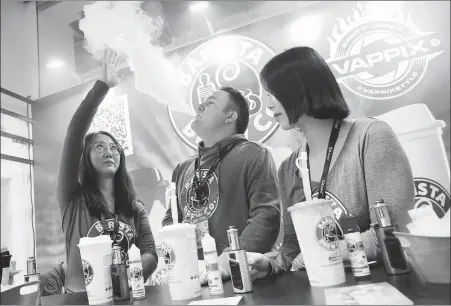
{"left": 345, "top": 233, "right": 371, "bottom": 277}
{"left": 129, "top": 263, "right": 146, "bottom": 299}
{"left": 207, "top": 270, "right": 224, "bottom": 295}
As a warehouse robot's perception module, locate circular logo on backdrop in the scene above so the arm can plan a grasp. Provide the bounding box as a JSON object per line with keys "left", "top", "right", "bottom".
{"left": 168, "top": 35, "right": 279, "bottom": 149}
{"left": 414, "top": 177, "right": 450, "bottom": 218}
{"left": 315, "top": 216, "right": 340, "bottom": 251}
{"left": 82, "top": 259, "right": 94, "bottom": 286}
{"left": 326, "top": 3, "right": 444, "bottom": 100}
{"left": 181, "top": 169, "right": 220, "bottom": 224}
{"left": 160, "top": 242, "right": 176, "bottom": 270}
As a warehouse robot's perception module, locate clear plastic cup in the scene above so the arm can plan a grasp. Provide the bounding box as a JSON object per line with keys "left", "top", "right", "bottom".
{"left": 78, "top": 235, "right": 113, "bottom": 305}
{"left": 288, "top": 199, "right": 346, "bottom": 287}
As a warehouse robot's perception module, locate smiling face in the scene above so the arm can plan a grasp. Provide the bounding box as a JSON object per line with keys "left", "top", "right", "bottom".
{"left": 88, "top": 133, "right": 121, "bottom": 177}
{"left": 191, "top": 90, "right": 235, "bottom": 138}
{"left": 267, "top": 94, "right": 295, "bottom": 130}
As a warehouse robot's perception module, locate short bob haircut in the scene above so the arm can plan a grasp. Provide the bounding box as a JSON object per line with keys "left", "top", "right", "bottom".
{"left": 260, "top": 46, "right": 350, "bottom": 124}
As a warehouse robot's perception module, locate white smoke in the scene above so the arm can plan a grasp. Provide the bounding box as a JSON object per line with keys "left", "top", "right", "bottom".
{"left": 79, "top": 1, "right": 192, "bottom": 114}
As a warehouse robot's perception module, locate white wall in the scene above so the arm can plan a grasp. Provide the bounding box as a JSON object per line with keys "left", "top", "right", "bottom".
{"left": 0, "top": 0, "right": 39, "bottom": 99}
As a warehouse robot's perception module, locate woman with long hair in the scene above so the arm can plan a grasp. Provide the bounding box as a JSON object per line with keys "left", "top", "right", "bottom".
{"left": 56, "top": 49, "right": 157, "bottom": 292}
{"left": 246, "top": 46, "right": 414, "bottom": 279}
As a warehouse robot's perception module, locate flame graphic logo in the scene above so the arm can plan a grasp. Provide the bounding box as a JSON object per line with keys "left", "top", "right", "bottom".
{"left": 326, "top": 2, "right": 444, "bottom": 100}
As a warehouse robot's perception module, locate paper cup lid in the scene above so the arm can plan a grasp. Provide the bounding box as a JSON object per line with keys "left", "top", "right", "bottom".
{"left": 376, "top": 104, "right": 445, "bottom": 136}
{"left": 159, "top": 223, "right": 195, "bottom": 234}
{"left": 78, "top": 235, "right": 112, "bottom": 247}
{"left": 287, "top": 199, "right": 333, "bottom": 213}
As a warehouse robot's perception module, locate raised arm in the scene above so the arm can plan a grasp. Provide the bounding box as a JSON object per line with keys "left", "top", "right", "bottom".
{"left": 239, "top": 148, "right": 281, "bottom": 253}
{"left": 56, "top": 49, "right": 121, "bottom": 214}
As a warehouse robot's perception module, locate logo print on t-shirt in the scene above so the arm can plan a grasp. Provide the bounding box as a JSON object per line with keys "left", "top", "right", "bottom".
{"left": 82, "top": 259, "right": 94, "bottom": 286}
{"left": 87, "top": 220, "right": 136, "bottom": 262}
{"left": 414, "top": 178, "right": 450, "bottom": 218}
{"left": 312, "top": 191, "right": 351, "bottom": 237}
{"left": 181, "top": 169, "right": 220, "bottom": 224}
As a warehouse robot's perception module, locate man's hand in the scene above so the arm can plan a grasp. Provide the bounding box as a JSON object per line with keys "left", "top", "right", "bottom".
{"left": 100, "top": 48, "right": 122, "bottom": 88}
{"left": 247, "top": 252, "right": 271, "bottom": 281}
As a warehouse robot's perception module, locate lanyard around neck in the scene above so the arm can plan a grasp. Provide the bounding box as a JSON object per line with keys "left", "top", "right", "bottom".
{"left": 306, "top": 119, "right": 342, "bottom": 199}
{"left": 100, "top": 211, "right": 120, "bottom": 244}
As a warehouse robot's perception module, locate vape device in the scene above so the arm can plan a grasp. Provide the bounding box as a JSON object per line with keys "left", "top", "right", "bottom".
{"left": 111, "top": 245, "right": 130, "bottom": 301}
{"left": 372, "top": 200, "right": 411, "bottom": 275}
{"left": 227, "top": 226, "right": 253, "bottom": 294}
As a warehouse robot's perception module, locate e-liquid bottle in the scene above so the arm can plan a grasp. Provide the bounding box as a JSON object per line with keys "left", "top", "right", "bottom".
{"left": 341, "top": 216, "right": 372, "bottom": 282}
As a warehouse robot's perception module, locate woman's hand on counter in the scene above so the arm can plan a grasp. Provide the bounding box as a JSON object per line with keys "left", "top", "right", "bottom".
{"left": 247, "top": 252, "right": 271, "bottom": 281}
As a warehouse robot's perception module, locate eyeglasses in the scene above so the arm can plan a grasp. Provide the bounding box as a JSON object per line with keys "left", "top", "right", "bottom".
{"left": 90, "top": 142, "right": 121, "bottom": 155}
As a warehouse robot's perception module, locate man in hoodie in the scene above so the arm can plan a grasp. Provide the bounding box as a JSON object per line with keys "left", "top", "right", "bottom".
{"left": 162, "top": 87, "right": 281, "bottom": 278}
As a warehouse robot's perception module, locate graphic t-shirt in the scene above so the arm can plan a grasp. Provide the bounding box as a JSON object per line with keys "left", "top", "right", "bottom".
{"left": 266, "top": 118, "right": 415, "bottom": 274}
{"left": 162, "top": 135, "right": 281, "bottom": 258}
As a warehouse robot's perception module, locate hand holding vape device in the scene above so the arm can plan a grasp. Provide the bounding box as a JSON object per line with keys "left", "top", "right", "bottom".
{"left": 372, "top": 200, "right": 411, "bottom": 275}
{"left": 227, "top": 226, "right": 253, "bottom": 293}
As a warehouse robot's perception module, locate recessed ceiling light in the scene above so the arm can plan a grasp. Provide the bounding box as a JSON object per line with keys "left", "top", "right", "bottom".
{"left": 46, "top": 60, "right": 65, "bottom": 69}
{"left": 190, "top": 2, "right": 209, "bottom": 12}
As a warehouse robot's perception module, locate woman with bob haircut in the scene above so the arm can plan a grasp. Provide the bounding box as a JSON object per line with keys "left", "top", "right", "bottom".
{"left": 245, "top": 46, "right": 414, "bottom": 280}
{"left": 56, "top": 49, "right": 158, "bottom": 292}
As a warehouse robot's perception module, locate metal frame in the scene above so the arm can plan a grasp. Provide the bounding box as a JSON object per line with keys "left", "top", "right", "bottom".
{"left": 0, "top": 87, "right": 32, "bottom": 104}
{"left": 1, "top": 108, "right": 33, "bottom": 123}
{"left": 1, "top": 131, "right": 33, "bottom": 145}
{"left": 1, "top": 88, "right": 33, "bottom": 165}
{"left": 1, "top": 154, "right": 34, "bottom": 165}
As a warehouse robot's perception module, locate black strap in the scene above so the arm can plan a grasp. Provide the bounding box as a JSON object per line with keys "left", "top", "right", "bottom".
{"left": 193, "top": 141, "right": 242, "bottom": 192}
{"left": 100, "top": 212, "right": 120, "bottom": 244}
{"left": 306, "top": 119, "right": 341, "bottom": 199}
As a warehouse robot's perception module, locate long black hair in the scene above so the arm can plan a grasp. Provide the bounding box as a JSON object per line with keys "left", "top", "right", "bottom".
{"left": 79, "top": 131, "right": 136, "bottom": 218}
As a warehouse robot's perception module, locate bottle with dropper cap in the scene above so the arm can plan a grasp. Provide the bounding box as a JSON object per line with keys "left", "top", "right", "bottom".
{"left": 201, "top": 232, "right": 224, "bottom": 295}
{"left": 128, "top": 244, "right": 146, "bottom": 300}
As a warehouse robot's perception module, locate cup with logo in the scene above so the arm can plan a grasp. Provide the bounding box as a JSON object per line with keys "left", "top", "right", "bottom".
{"left": 78, "top": 235, "right": 113, "bottom": 305}
{"left": 377, "top": 104, "right": 450, "bottom": 218}
{"left": 288, "top": 199, "right": 346, "bottom": 287}
{"left": 158, "top": 223, "right": 201, "bottom": 300}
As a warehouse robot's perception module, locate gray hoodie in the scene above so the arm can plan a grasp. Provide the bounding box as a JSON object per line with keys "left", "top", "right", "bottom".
{"left": 162, "top": 135, "right": 281, "bottom": 257}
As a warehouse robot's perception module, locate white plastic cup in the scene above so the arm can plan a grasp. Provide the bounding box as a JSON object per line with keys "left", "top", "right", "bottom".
{"left": 288, "top": 199, "right": 346, "bottom": 287}
{"left": 158, "top": 223, "right": 201, "bottom": 300}
{"left": 77, "top": 235, "right": 113, "bottom": 305}
{"left": 377, "top": 104, "right": 450, "bottom": 218}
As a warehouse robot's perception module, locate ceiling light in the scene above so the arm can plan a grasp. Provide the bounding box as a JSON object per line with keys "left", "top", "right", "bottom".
{"left": 46, "top": 60, "right": 65, "bottom": 69}
{"left": 190, "top": 2, "right": 209, "bottom": 12}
